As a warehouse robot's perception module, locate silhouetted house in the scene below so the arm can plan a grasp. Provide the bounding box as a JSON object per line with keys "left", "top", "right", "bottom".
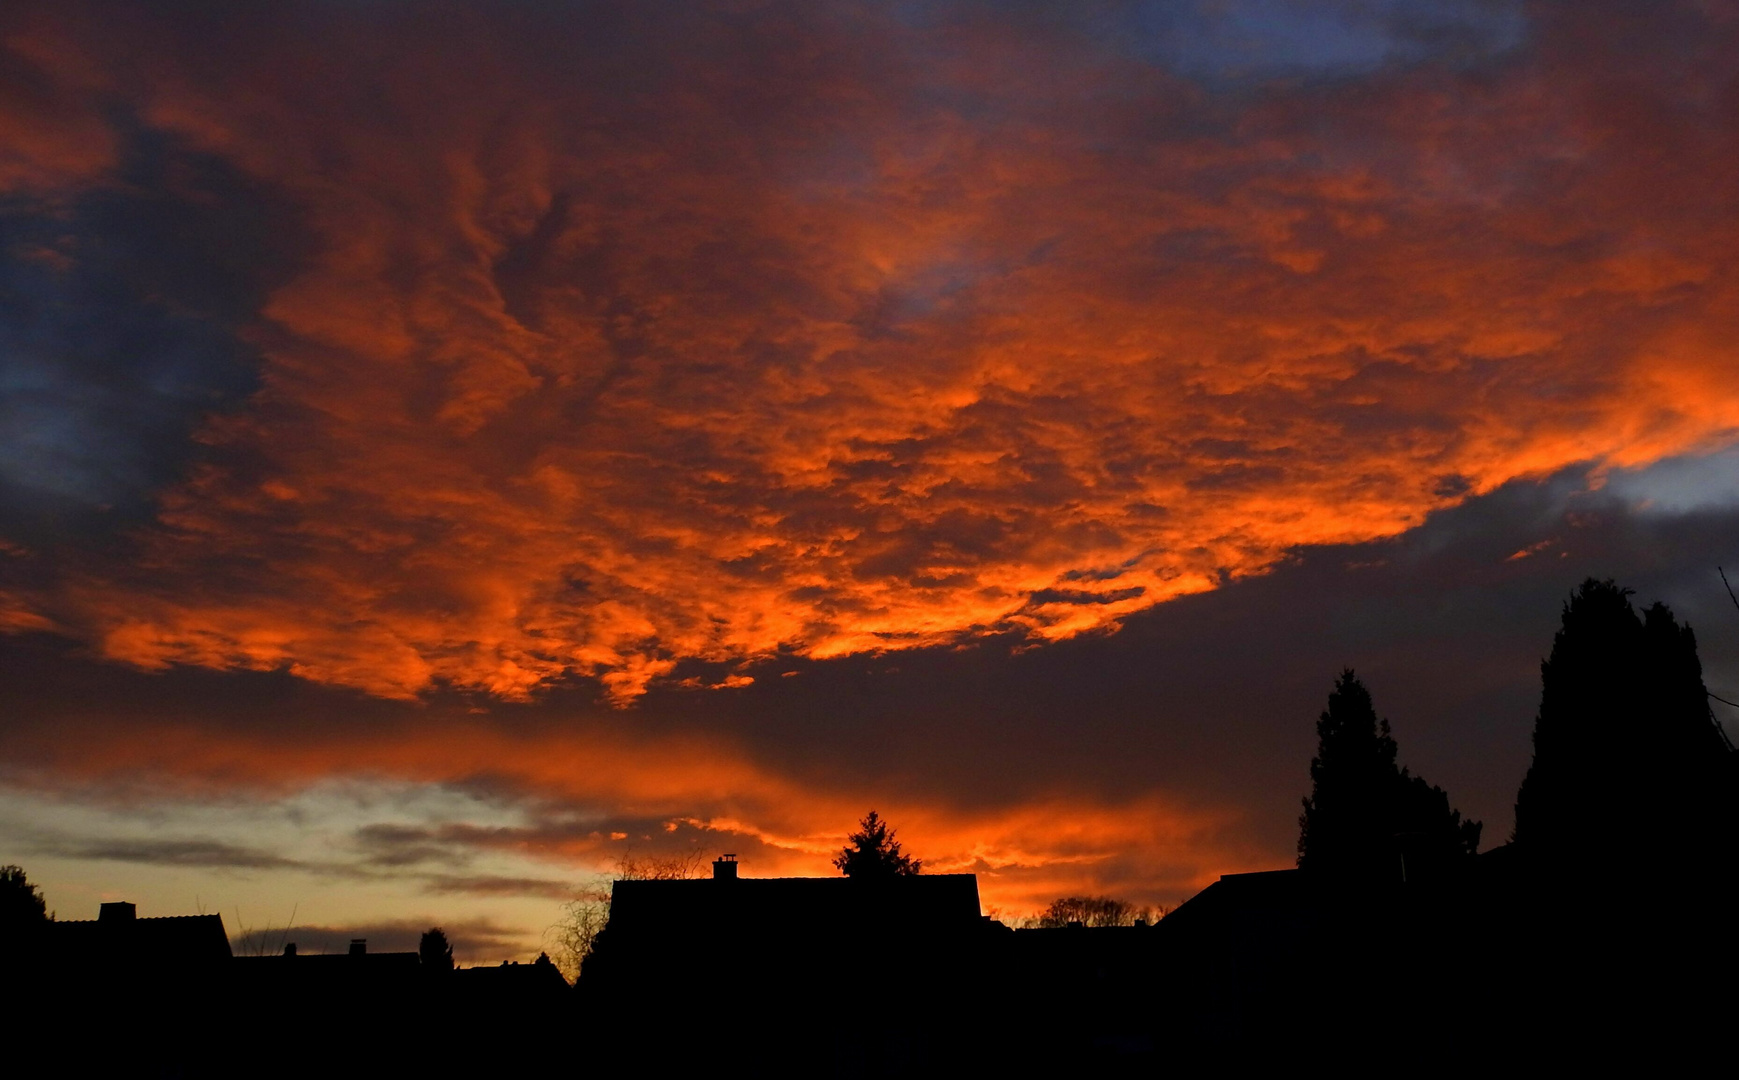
{"left": 583, "top": 857, "right": 990, "bottom": 1063}
{"left": 1150, "top": 866, "right": 1513, "bottom": 1058}
{"left": 452, "top": 951, "right": 570, "bottom": 1025}
{"left": 47, "top": 901, "right": 232, "bottom": 973}
{"left": 602, "top": 856, "right": 982, "bottom": 937}
{"left": 25, "top": 902, "right": 237, "bottom": 1069}
{"left": 1000, "top": 919, "right": 1166, "bottom": 1060}
{"left": 454, "top": 952, "right": 568, "bottom": 996}
{"left": 1161, "top": 868, "right": 1321, "bottom": 936}
{"left": 231, "top": 936, "right": 423, "bottom": 999}
{"left": 1155, "top": 868, "right": 1339, "bottom": 1027}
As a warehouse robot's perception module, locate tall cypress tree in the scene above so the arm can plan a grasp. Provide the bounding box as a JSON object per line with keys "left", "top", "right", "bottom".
{"left": 1514, "top": 579, "right": 1737, "bottom": 872}
{"left": 1299, "top": 670, "right": 1480, "bottom": 880}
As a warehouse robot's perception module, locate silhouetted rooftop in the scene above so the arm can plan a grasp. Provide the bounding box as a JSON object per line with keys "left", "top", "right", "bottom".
{"left": 47, "top": 903, "right": 232, "bottom": 965}
{"left": 456, "top": 954, "right": 569, "bottom": 994}
{"left": 232, "top": 950, "right": 421, "bottom": 966}
{"left": 1161, "top": 869, "right": 1307, "bottom": 924}
{"left": 607, "top": 871, "right": 983, "bottom": 935}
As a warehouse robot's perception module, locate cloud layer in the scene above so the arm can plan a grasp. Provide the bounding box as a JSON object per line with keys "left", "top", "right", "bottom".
{"left": 5, "top": 448, "right": 1737, "bottom": 937}
{"left": 1, "top": 2, "right": 1736, "bottom": 704}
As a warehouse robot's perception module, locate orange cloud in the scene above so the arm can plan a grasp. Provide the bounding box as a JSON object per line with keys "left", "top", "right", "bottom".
{"left": 5, "top": 2, "right": 1738, "bottom": 704}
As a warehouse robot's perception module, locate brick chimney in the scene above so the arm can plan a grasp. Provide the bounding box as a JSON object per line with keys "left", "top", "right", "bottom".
{"left": 98, "top": 902, "right": 136, "bottom": 923}
{"left": 349, "top": 938, "right": 367, "bottom": 955}
{"left": 712, "top": 854, "right": 738, "bottom": 880}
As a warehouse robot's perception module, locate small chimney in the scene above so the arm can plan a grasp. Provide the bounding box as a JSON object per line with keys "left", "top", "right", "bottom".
{"left": 99, "top": 902, "right": 136, "bottom": 923}
{"left": 349, "top": 938, "right": 367, "bottom": 956}
{"left": 283, "top": 942, "right": 298, "bottom": 957}
{"left": 713, "top": 853, "right": 738, "bottom": 880}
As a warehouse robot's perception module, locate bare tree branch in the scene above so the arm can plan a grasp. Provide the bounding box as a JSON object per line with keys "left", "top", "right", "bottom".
{"left": 545, "top": 850, "right": 710, "bottom": 980}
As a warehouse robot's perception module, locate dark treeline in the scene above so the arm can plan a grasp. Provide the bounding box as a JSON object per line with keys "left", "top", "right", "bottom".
{"left": 1299, "top": 577, "right": 1738, "bottom": 883}
{"left": 1192, "top": 577, "right": 1739, "bottom": 1066}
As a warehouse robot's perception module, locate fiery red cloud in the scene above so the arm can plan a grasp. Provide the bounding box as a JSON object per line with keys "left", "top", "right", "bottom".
{"left": 3, "top": 2, "right": 1737, "bottom": 707}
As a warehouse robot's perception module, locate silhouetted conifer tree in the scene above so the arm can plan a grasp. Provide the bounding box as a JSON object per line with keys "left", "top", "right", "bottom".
{"left": 1514, "top": 579, "right": 1737, "bottom": 872}
{"left": 1299, "top": 671, "right": 1480, "bottom": 881}
{"left": 834, "top": 810, "right": 922, "bottom": 878}
{"left": 419, "top": 926, "right": 454, "bottom": 972}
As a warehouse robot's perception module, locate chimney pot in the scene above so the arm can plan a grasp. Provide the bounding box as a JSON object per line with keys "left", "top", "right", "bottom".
{"left": 713, "top": 854, "right": 738, "bottom": 880}
{"left": 284, "top": 942, "right": 298, "bottom": 956}
{"left": 99, "top": 902, "right": 136, "bottom": 923}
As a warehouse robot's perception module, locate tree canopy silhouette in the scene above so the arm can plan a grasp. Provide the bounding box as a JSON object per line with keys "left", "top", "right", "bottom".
{"left": 1035, "top": 896, "right": 1153, "bottom": 927}
{"left": 1514, "top": 578, "right": 1738, "bottom": 872}
{"left": 0, "top": 865, "right": 47, "bottom": 929}
{"left": 0, "top": 865, "right": 49, "bottom": 963}
{"left": 834, "top": 810, "right": 922, "bottom": 878}
{"left": 1298, "top": 671, "right": 1480, "bottom": 881}
{"left": 419, "top": 926, "right": 454, "bottom": 972}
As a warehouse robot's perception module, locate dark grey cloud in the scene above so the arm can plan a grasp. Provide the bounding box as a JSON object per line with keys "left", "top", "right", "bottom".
{"left": 950, "top": 0, "right": 1528, "bottom": 83}
{"left": 233, "top": 916, "right": 532, "bottom": 962}
{"left": 37, "top": 836, "right": 302, "bottom": 870}
{"left": 15, "top": 821, "right": 580, "bottom": 900}
{"left": 352, "top": 823, "right": 473, "bottom": 869}
{"left": 0, "top": 124, "right": 305, "bottom": 544}
{"left": 423, "top": 874, "right": 578, "bottom": 900}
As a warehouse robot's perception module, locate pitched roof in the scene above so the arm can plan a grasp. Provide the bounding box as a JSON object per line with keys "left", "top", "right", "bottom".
{"left": 455, "top": 956, "right": 569, "bottom": 995}
{"left": 47, "top": 912, "right": 233, "bottom": 965}
{"left": 607, "top": 872, "right": 983, "bottom": 936}
{"left": 587, "top": 873, "right": 987, "bottom": 1002}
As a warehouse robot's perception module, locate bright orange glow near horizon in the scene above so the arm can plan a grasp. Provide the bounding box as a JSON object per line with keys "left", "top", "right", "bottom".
{"left": 1, "top": 713, "right": 1258, "bottom": 915}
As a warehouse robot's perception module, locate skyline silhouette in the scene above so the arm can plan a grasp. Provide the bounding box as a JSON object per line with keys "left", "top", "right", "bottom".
{"left": 8, "top": 578, "right": 1733, "bottom": 1068}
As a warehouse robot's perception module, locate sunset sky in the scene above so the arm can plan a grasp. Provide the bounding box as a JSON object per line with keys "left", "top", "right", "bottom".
{"left": 3, "top": 0, "right": 1737, "bottom": 964}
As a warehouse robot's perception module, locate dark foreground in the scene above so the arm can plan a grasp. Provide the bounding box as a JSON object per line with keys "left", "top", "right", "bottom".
{"left": 12, "top": 851, "right": 1734, "bottom": 1075}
